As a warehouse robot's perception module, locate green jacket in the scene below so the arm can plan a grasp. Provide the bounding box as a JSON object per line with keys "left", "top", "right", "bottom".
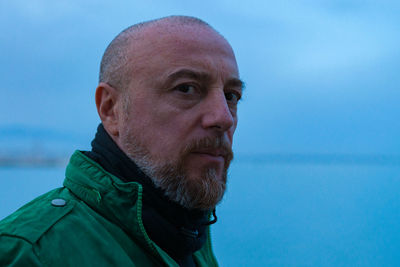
{"left": 0, "top": 151, "right": 219, "bottom": 266}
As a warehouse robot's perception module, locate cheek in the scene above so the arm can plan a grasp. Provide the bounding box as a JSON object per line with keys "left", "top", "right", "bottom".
{"left": 141, "top": 107, "right": 195, "bottom": 155}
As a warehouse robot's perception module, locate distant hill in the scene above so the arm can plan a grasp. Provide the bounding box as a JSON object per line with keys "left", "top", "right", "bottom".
{"left": 0, "top": 124, "right": 92, "bottom": 166}
{"left": 0, "top": 124, "right": 87, "bottom": 142}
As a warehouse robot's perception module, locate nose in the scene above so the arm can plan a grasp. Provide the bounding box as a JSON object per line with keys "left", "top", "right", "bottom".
{"left": 201, "top": 90, "right": 235, "bottom": 132}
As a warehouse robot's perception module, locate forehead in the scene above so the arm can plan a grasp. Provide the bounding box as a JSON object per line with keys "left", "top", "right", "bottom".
{"left": 128, "top": 23, "right": 239, "bottom": 80}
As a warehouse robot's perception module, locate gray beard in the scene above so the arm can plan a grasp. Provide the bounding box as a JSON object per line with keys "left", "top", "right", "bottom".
{"left": 120, "top": 132, "right": 230, "bottom": 210}
{"left": 147, "top": 161, "right": 227, "bottom": 210}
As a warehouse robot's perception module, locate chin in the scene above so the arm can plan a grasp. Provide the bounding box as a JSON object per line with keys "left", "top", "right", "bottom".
{"left": 188, "top": 165, "right": 224, "bottom": 181}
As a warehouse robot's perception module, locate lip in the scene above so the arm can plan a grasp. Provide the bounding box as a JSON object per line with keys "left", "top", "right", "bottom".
{"left": 192, "top": 149, "right": 226, "bottom": 157}
{"left": 191, "top": 150, "right": 225, "bottom": 163}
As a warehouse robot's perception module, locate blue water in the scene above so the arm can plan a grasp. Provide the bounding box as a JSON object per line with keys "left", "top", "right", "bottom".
{"left": 1, "top": 162, "right": 399, "bottom": 266}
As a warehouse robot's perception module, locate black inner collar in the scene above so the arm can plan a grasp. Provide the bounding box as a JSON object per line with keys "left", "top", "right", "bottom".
{"left": 84, "top": 124, "right": 210, "bottom": 266}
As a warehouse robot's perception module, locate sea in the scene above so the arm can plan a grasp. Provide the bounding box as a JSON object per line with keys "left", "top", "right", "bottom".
{"left": 1, "top": 161, "right": 400, "bottom": 266}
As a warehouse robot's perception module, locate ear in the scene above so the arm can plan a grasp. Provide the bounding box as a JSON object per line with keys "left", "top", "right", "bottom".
{"left": 95, "top": 82, "right": 121, "bottom": 137}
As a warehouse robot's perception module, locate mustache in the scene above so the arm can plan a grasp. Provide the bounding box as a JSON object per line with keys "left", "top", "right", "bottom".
{"left": 182, "top": 136, "right": 234, "bottom": 163}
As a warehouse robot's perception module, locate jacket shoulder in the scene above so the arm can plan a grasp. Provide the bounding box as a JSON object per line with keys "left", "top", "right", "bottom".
{"left": 0, "top": 187, "right": 76, "bottom": 245}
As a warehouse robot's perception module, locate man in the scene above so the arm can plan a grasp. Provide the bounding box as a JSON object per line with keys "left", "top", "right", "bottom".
{"left": 0, "top": 15, "right": 243, "bottom": 266}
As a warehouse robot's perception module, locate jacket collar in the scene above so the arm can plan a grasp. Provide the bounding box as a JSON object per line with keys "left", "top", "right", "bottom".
{"left": 64, "top": 151, "right": 158, "bottom": 257}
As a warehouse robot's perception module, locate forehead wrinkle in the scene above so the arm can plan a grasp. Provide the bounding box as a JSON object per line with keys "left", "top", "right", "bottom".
{"left": 166, "top": 69, "right": 212, "bottom": 84}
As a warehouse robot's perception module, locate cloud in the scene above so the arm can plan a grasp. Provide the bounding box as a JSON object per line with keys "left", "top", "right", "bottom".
{"left": 217, "top": 0, "right": 400, "bottom": 75}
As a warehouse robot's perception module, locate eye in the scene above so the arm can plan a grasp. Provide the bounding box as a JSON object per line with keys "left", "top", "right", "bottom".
{"left": 225, "top": 91, "right": 241, "bottom": 104}
{"left": 174, "top": 84, "right": 196, "bottom": 94}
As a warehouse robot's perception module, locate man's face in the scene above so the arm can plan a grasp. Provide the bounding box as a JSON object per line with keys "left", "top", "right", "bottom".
{"left": 117, "top": 24, "right": 242, "bottom": 210}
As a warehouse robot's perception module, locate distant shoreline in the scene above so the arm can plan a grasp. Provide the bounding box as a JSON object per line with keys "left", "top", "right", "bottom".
{"left": 236, "top": 153, "right": 400, "bottom": 166}
{"left": 1, "top": 153, "right": 400, "bottom": 167}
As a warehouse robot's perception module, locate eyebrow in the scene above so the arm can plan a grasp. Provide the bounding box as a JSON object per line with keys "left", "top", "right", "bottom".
{"left": 166, "top": 68, "right": 245, "bottom": 90}
{"left": 226, "top": 77, "right": 245, "bottom": 91}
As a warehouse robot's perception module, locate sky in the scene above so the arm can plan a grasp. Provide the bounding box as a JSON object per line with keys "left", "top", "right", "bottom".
{"left": 1, "top": 0, "right": 400, "bottom": 157}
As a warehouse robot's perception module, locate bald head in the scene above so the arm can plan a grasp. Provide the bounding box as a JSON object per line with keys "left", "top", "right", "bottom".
{"left": 99, "top": 16, "right": 223, "bottom": 92}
